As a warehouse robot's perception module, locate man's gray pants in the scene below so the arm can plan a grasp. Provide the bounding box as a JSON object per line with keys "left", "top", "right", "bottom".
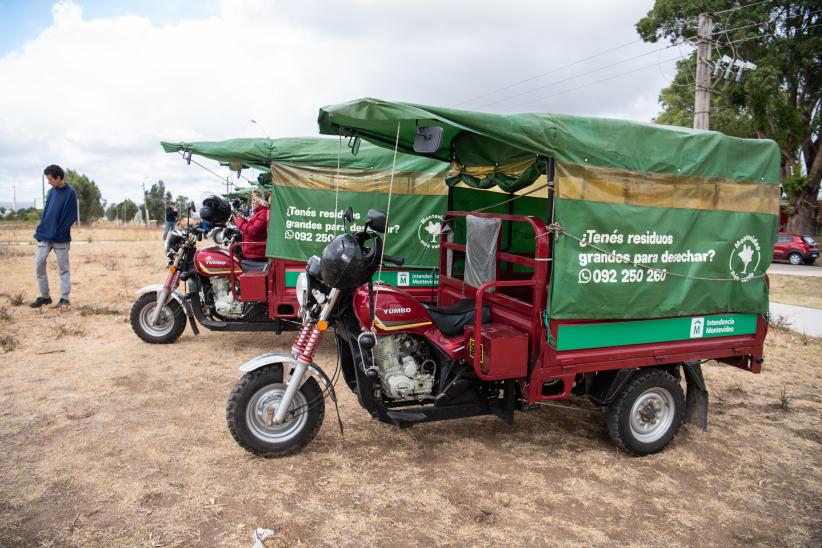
{"left": 35, "top": 241, "right": 71, "bottom": 300}
{"left": 163, "top": 221, "right": 175, "bottom": 240}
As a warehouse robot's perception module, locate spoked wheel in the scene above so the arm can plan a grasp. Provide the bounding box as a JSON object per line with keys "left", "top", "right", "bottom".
{"left": 130, "top": 293, "right": 186, "bottom": 344}
{"left": 606, "top": 369, "right": 685, "bottom": 456}
{"left": 788, "top": 252, "right": 803, "bottom": 265}
{"left": 226, "top": 365, "right": 325, "bottom": 458}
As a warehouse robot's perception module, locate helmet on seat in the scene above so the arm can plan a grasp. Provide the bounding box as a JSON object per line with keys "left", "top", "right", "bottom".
{"left": 320, "top": 234, "right": 375, "bottom": 289}
{"left": 199, "top": 195, "right": 231, "bottom": 225}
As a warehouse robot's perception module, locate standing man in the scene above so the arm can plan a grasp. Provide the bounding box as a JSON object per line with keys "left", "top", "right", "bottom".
{"left": 163, "top": 202, "right": 178, "bottom": 240}
{"left": 30, "top": 165, "right": 78, "bottom": 309}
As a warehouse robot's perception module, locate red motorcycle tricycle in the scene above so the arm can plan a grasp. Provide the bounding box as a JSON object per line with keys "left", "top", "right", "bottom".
{"left": 225, "top": 208, "right": 768, "bottom": 457}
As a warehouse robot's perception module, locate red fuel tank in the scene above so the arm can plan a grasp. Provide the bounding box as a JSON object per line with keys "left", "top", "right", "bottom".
{"left": 194, "top": 247, "right": 242, "bottom": 277}
{"left": 353, "top": 284, "right": 433, "bottom": 335}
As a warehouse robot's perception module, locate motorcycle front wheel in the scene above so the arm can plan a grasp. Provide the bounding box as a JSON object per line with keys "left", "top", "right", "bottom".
{"left": 226, "top": 365, "right": 325, "bottom": 458}
{"left": 130, "top": 292, "right": 187, "bottom": 344}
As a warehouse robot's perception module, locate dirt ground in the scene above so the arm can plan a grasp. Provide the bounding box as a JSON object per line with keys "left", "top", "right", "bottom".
{"left": 0, "top": 227, "right": 820, "bottom": 547}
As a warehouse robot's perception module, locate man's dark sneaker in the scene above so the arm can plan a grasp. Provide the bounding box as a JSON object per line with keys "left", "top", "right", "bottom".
{"left": 29, "top": 296, "right": 52, "bottom": 308}
{"left": 52, "top": 298, "right": 71, "bottom": 309}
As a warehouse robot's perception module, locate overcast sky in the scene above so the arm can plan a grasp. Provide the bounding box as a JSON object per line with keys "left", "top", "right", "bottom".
{"left": 0, "top": 0, "right": 688, "bottom": 207}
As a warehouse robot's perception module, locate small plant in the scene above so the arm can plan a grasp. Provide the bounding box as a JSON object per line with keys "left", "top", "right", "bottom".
{"left": 9, "top": 292, "right": 25, "bottom": 307}
{"left": 54, "top": 322, "right": 86, "bottom": 339}
{"left": 102, "top": 257, "right": 119, "bottom": 271}
{"left": 0, "top": 333, "right": 17, "bottom": 352}
{"left": 768, "top": 314, "right": 792, "bottom": 331}
{"left": 0, "top": 305, "right": 10, "bottom": 321}
{"left": 136, "top": 252, "right": 152, "bottom": 267}
{"left": 77, "top": 304, "right": 122, "bottom": 316}
{"left": 120, "top": 272, "right": 132, "bottom": 300}
{"left": 0, "top": 241, "right": 25, "bottom": 259}
{"left": 82, "top": 253, "right": 97, "bottom": 264}
{"left": 86, "top": 233, "right": 94, "bottom": 243}
{"left": 778, "top": 387, "right": 791, "bottom": 412}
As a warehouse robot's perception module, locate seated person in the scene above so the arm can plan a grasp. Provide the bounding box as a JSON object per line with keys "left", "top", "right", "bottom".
{"left": 232, "top": 189, "right": 269, "bottom": 261}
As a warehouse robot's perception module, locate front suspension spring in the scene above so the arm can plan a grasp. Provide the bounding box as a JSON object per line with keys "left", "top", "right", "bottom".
{"left": 163, "top": 271, "right": 180, "bottom": 291}
{"left": 291, "top": 322, "right": 314, "bottom": 356}
{"left": 298, "top": 326, "right": 323, "bottom": 363}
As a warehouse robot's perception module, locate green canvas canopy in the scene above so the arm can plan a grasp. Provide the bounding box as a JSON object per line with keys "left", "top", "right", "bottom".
{"left": 318, "top": 97, "right": 781, "bottom": 321}
{"left": 162, "top": 136, "right": 452, "bottom": 268}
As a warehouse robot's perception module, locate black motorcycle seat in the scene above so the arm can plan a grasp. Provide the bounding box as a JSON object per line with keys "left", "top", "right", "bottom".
{"left": 240, "top": 259, "right": 269, "bottom": 272}
{"left": 424, "top": 298, "right": 491, "bottom": 337}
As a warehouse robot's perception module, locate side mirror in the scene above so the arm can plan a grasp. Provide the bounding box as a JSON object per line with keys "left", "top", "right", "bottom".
{"left": 367, "top": 209, "right": 387, "bottom": 233}
{"left": 348, "top": 135, "right": 361, "bottom": 156}
{"left": 413, "top": 125, "right": 443, "bottom": 154}
{"left": 342, "top": 206, "right": 354, "bottom": 223}
{"left": 189, "top": 201, "right": 196, "bottom": 212}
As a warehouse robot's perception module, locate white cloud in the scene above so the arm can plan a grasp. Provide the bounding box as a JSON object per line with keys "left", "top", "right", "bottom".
{"left": 0, "top": 0, "right": 683, "bottom": 206}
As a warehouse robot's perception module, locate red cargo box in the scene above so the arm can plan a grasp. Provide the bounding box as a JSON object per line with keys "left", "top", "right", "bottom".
{"left": 465, "top": 323, "right": 529, "bottom": 380}
{"left": 238, "top": 271, "right": 267, "bottom": 302}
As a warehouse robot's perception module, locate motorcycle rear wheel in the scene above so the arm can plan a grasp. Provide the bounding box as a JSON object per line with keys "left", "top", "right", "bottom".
{"left": 130, "top": 292, "right": 187, "bottom": 344}
{"left": 226, "top": 365, "right": 325, "bottom": 458}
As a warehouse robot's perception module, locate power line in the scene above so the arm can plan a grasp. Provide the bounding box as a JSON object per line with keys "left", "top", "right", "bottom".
{"left": 502, "top": 53, "right": 691, "bottom": 112}
{"left": 712, "top": 0, "right": 770, "bottom": 16}
{"left": 714, "top": 9, "right": 821, "bottom": 36}
{"left": 454, "top": 38, "right": 643, "bottom": 107}
{"left": 474, "top": 40, "right": 694, "bottom": 110}
{"left": 726, "top": 21, "right": 822, "bottom": 45}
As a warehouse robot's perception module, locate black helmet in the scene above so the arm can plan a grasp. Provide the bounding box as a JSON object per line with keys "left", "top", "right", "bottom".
{"left": 199, "top": 195, "right": 231, "bottom": 225}
{"left": 320, "top": 234, "right": 375, "bottom": 289}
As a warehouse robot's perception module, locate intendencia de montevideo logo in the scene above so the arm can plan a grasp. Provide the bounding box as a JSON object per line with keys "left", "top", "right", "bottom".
{"left": 417, "top": 214, "right": 443, "bottom": 249}
{"left": 729, "top": 234, "right": 761, "bottom": 282}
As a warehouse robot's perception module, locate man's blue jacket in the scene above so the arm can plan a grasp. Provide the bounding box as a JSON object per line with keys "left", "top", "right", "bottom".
{"left": 34, "top": 185, "right": 78, "bottom": 242}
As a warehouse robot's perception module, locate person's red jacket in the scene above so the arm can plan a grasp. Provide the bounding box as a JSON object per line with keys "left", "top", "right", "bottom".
{"left": 234, "top": 205, "right": 269, "bottom": 259}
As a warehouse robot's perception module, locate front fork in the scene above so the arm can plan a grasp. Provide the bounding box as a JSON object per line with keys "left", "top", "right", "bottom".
{"left": 271, "top": 288, "right": 339, "bottom": 425}
{"left": 149, "top": 263, "right": 182, "bottom": 326}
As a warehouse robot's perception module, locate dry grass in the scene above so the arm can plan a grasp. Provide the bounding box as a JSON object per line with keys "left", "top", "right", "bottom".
{"left": 0, "top": 221, "right": 162, "bottom": 243}
{"left": 76, "top": 304, "right": 122, "bottom": 316}
{"left": 769, "top": 274, "right": 822, "bottom": 309}
{"left": 101, "top": 257, "right": 119, "bottom": 271}
{"left": 0, "top": 240, "right": 819, "bottom": 547}
{"left": 0, "top": 305, "right": 10, "bottom": 321}
{"left": 0, "top": 240, "right": 26, "bottom": 259}
{"left": 0, "top": 334, "right": 17, "bottom": 352}
{"left": 53, "top": 321, "right": 86, "bottom": 339}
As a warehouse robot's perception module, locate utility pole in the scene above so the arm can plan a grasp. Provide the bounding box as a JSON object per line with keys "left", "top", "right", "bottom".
{"left": 142, "top": 181, "right": 150, "bottom": 227}
{"left": 694, "top": 12, "right": 713, "bottom": 130}
{"left": 12, "top": 185, "right": 16, "bottom": 212}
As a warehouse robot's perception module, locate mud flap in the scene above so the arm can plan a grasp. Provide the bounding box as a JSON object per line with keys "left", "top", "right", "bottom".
{"left": 495, "top": 379, "right": 516, "bottom": 426}
{"left": 682, "top": 361, "right": 708, "bottom": 431}
{"left": 182, "top": 300, "right": 200, "bottom": 335}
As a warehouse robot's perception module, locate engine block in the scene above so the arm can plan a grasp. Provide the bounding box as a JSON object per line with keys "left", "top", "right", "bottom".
{"left": 372, "top": 335, "right": 434, "bottom": 400}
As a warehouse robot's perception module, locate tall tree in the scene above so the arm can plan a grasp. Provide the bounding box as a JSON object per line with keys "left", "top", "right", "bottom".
{"left": 174, "top": 194, "right": 192, "bottom": 217}
{"left": 109, "top": 199, "right": 139, "bottom": 222}
{"left": 64, "top": 169, "right": 104, "bottom": 223}
{"left": 637, "top": 1, "right": 822, "bottom": 233}
{"left": 144, "top": 180, "right": 168, "bottom": 222}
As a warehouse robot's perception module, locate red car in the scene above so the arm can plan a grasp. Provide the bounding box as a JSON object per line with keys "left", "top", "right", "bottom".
{"left": 774, "top": 232, "right": 819, "bottom": 265}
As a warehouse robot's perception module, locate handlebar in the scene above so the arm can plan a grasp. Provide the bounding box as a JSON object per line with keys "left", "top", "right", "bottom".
{"left": 382, "top": 254, "right": 405, "bottom": 267}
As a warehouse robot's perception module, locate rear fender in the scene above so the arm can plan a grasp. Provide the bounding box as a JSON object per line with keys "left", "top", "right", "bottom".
{"left": 135, "top": 284, "right": 188, "bottom": 317}
{"left": 238, "top": 352, "right": 330, "bottom": 391}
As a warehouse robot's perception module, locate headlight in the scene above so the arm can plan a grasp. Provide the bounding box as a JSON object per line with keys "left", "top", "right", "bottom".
{"left": 295, "top": 272, "right": 308, "bottom": 308}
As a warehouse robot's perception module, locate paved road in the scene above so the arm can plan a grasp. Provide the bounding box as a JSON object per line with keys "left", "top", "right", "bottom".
{"left": 770, "top": 302, "right": 822, "bottom": 337}
{"left": 767, "top": 262, "right": 822, "bottom": 277}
